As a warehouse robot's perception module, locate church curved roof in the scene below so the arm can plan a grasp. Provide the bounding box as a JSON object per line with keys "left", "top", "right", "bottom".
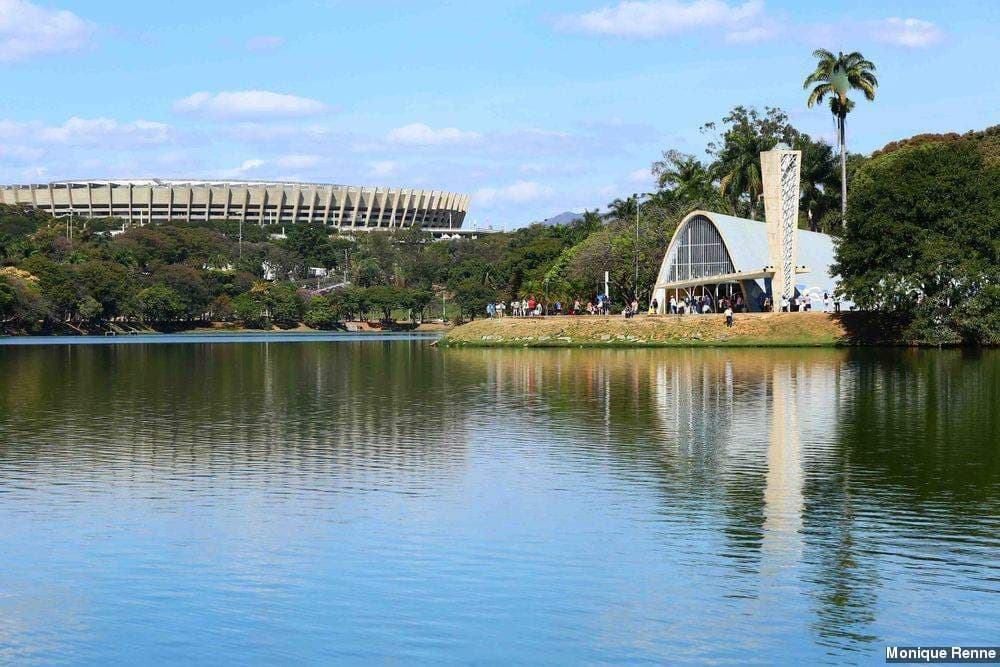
{"left": 661, "top": 210, "right": 841, "bottom": 294}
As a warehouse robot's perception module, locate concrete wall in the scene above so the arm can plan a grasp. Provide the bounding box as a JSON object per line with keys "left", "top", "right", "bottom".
{"left": 0, "top": 181, "right": 470, "bottom": 229}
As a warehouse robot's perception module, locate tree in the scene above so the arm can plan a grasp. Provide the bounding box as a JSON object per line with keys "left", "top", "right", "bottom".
{"left": 76, "top": 260, "right": 131, "bottom": 320}
{"left": 564, "top": 204, "right": 677, "bottom": 303}
{"left": 351, "top": 256, "right": 386, "bottom": 287}
{"left": 136, "top": 285, "right": 185, "bottom": 323}
{"left": 833, "top": 135, "right": 999, "bottom": 344}
{"left": 207, "top": 295, "right": 233, "bottom": 321}
{"left": 405, "top": 288, "right": 434, "bottom": 321}
{"left": 266, "top": 283, "right": 305, "bottom": 326}
{"left": 303, "top": 295, "right": 341, "bottom": 329}
{"left": 339, "top": 286, "right": 369, "bottom": 321}
{"left": 231, "top": 293, "right": 265, "bottom": 328}
{"left": 451, "top": 278, "right": 499, "bottom": 321}
{"left": 76, "top": 296, "right": 102, "bottom": 322}
{"left": 284, "top": 224, "right": 339, "bottom": 269}
{"left": 651, "top": 150, "right": 718, "bottom": 209}
{"left": 0, "top": 274, "right": 49, "bottom": 329}
{"left": 794, "top": 135, "right": 839, "bottom": 231}
{"left": 19, "top": 256, "right": 80, "bottom": 321}
{"left": 702, "top": 106, "right": 798, "bottom": 219}
{"left": 804, "top": 49, "right": 878, "bottom": 222}
{"left": 154, "top": 263, "right": 210, "bottom": 320}
{"left": 365, "top": 285, "right": 403, "bottom": 322}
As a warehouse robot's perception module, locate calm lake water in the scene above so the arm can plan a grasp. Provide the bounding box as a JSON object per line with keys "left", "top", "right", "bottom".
{"left": 0, "top": 337, "right": 997, "bottom": 664}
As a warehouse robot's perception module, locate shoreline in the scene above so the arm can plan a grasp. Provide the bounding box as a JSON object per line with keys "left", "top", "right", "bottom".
{"left": 0, "top": 321, "right": 453, "bottom": 338}
{"left": 437, "top": 312, "right": 921, "bottom": 348}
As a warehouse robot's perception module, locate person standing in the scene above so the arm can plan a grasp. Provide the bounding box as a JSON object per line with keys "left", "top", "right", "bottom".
{"left": 725, "top": 305, "right": 734, "bottom": 328}
{"left": 669, "top": 296, "right": 677, "bottom": 314}
{"left": 650, "top": 298, "right": 658, "bottom": 315}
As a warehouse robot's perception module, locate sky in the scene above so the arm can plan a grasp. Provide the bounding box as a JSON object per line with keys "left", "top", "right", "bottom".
{"left": 0, "top": 0, "right": 996, "bottom": 228}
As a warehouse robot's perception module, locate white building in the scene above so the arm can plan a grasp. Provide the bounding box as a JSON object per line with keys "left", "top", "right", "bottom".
{"left": 0, "top": 179, "right": 469, "bottom": 231}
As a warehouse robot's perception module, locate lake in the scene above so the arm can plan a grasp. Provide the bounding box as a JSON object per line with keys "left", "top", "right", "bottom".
{"left": 0, "top": 337, "right": 997, "bottom": 664}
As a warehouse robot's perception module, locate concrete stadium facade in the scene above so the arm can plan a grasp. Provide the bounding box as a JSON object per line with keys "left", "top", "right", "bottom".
{"left": 0, "top": 180, "right": 470, "bottom": 229}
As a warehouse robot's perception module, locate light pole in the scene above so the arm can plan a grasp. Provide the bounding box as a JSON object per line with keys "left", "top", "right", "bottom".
{"left": 633, "top": 193, "right": 647, "bottom": 303}
{"left": 54, "top": 210, "right": 76, "bottom": 240}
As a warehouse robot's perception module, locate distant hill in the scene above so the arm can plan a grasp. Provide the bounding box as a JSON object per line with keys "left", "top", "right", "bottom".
{"left": 539, "top": 211, "right": 584, "bottom": 227}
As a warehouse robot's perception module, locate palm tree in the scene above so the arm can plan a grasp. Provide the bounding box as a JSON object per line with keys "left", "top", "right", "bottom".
{"left": 652, "top": 150, "right": 717, "bottom": 205}
{"left": 716, "top": 123, "right": 770, "bottom": 219}
{"left": 795, "top": 135, "right": 838, "bottom": 231}
{"left": 804, "top": 49, "right": 877, "bottom": 223}
{"left": 603, "top": 196, "right": 638, "bottom": 221}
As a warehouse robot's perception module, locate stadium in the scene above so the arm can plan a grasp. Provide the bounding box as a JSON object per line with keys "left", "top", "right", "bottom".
{"left": 0, "top": 180, "right": 470, "bottom": 232}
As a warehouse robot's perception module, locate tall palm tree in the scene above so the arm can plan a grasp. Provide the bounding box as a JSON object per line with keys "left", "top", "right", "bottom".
{"left": 804, "top": 49, "right": 877, "bottom": 223}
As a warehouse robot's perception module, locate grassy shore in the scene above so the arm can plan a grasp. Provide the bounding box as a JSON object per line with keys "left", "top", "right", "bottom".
{"left": 438, "top": 312, "right": 905, "bottom": 348}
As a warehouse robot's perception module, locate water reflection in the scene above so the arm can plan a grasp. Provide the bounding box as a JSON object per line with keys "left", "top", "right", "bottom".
{"left": 0, "top": 343, "right": 997, "bottom": 663}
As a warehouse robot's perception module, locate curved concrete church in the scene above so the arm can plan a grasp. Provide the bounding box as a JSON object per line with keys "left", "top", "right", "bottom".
{"left": 651, "top": 148, "right": 842, "bottom": 313}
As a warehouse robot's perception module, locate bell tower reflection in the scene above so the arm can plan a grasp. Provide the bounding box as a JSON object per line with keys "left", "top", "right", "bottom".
{"left": 762, "top": 363, "right": 804, "bottom": 563}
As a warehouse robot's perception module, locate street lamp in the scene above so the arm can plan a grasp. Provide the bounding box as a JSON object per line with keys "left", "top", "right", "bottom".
{"left": 53, "top": 210, "right": 76, "bottom": 240}
{"left": 632, "top": 192, "right": 649, "bottom": 303}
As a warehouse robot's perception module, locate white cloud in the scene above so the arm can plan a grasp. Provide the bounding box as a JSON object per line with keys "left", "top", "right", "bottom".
{"left": 475, "top": 180, "right": 555, "bottom": 206}
{"left": 628, "top": 168, "right": 652, "bottom": 184}
{"left": 724, "top": 24, "right": 777, "bottom": 43}
{"left": 872, "top": 17, "right": 943, "bottom": 48}
{"left": 245, "top": 35, "right": 284, "bottom": 52}
{"left": 0, "top": 144, "right": 43, "bottom": 163}
{"left": 274, "top": 154, "right": 320, "bottom": 169}
{"left": 173, "top": 90, "right": 329, "bottom": 119}
{"left": 557, "top": 0, "right": 764, "bottom": 38}
{"left": 386, "top": 123, "right": 481, "bottom": 145}
{"left": 0, "top": 0, "right": 95, "bottom": 62}
{"left": 0, "top": 116, "right": 170, "bottom": 147}
{"left": 218, "top": 158, "right": 266, "bottom": 178}
{"left": 40, "top": 117, "right": 170, "bottom": 145}
{"left": 369, "top": 160, "right": 398, "bottom": 176}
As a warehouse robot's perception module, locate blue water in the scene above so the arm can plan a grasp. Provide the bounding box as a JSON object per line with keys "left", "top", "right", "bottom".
{"left": 0, "top": 342, "right": 997, "bottom": 664}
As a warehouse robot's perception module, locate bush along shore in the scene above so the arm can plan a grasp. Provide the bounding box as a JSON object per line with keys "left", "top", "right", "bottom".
{"left": 437, "top": 312, "right": 925, "bottom": 348}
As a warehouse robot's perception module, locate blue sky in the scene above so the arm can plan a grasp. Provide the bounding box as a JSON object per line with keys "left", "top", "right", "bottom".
{"left": 0, "top": 0, "right": 996, "bottom": 227}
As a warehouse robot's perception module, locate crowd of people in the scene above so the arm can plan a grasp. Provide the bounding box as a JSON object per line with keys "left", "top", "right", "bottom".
{"left": 485, "top": 290, "right": 840, "bottom": 319}
{"left": 486, "top": 294, "right": 617, "bottom": 318}
{"left": 760, "top": 291, "right": 841, "bottom": 313}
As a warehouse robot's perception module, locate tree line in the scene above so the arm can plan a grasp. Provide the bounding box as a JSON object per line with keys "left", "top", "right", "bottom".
{"left": 1, "top": 109, "right": 996, "bottom": 344}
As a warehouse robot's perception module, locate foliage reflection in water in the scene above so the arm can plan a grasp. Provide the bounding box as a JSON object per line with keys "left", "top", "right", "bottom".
{"left": 0, "top": 341, "right": 996, "bottom": 664}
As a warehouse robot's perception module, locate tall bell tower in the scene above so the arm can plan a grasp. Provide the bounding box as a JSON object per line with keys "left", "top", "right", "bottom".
{"left": 760, "top": 147, "right": 801, "bottom": 312}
